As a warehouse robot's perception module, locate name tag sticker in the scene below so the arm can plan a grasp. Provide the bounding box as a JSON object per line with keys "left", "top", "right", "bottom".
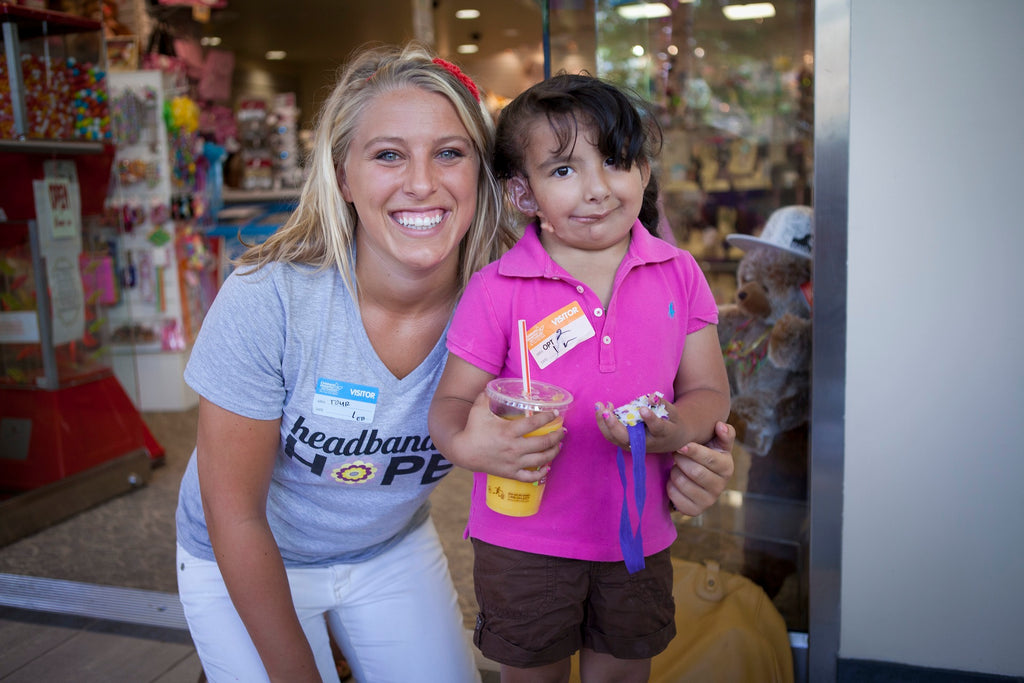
{"left": 526, "top": 301, "right": 596, "bottom": 369}
{"left": 313, "top": 378, "right": 379, "bottom": 422}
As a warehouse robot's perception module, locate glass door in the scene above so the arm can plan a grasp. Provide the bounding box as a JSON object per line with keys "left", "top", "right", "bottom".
{"left": 552, "top": 0, "right": 815, "bottom": 634}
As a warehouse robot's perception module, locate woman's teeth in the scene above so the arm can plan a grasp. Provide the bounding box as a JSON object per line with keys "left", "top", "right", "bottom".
{"left": 396, "top": 213, "right": 443, "bottom": 229}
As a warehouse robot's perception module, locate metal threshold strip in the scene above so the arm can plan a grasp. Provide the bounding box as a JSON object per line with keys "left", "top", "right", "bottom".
{"left": 0, "top": 572, "right": 808, "bottom": 674}
{"left": 0, "top": 573, "right": 187, "bottom": 630}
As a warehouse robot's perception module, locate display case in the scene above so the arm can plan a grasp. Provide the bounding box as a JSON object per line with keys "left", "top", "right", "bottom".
{"left": 1, "top": 2, "right": 110, "bottom": 142}
{"left": 101, "top": 69, "right": 205, "bottom": 412}
{"left": 0, "top": 4, "right": 160, "bottom": 497}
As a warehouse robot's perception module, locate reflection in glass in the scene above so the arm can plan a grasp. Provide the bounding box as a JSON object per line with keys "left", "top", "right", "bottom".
{"left": 590, "top": 0, "right": 815, "bottom": 633}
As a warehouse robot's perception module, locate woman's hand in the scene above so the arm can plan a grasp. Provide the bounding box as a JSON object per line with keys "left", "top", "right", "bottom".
{"left": 666, "top": 421, "right": 736, "bottom": 516}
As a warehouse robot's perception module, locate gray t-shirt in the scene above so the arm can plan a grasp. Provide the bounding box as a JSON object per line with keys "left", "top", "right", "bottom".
{"left": 175, "top": 262, "right": 453, "bottom": 566}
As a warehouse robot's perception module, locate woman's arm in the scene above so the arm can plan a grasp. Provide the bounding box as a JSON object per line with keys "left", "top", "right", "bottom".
{"left": 429, "top": 354, "right": 564, "bottom": 481}
{"left": 196, "top": 397, "right": 320, "bottom": 683}
{"left": 667, "top": 421, "right": 736, "bottom": 516}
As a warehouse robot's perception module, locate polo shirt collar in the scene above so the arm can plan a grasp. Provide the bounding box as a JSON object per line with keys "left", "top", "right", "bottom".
{"left": 497, "top": 220, "right": 679, "bottom": 279}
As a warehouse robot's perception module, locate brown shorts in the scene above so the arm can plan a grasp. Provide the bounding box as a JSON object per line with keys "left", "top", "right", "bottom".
{"left": 471, "top": 539, "right": 676, "bottom": 668}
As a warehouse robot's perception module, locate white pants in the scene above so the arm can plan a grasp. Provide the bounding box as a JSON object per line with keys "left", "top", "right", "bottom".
{"left": 177, "top": 518, "right": 480, "bottom": 683}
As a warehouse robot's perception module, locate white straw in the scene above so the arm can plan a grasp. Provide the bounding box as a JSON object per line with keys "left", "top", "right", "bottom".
{"left": 518, "top": 319, "right": 531, "bottom": 396}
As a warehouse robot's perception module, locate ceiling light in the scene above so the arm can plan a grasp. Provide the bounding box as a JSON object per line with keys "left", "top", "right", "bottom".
{"left": 457, "top": 44, "right": 479, "bottom": 54}
{"left": 265, "top": 50, "right": 287, "bottom": 60}
{"left": 455, "top": 9, "right": 480, "bottom": 19}
{"left": 615, "top": 2, "right": 672, "bottom": 20}
{"left": 722, "top": 3, "right": 776, "bottom": 21}
{"left": 200, "top": 36, "right": 222, "bottom": 47}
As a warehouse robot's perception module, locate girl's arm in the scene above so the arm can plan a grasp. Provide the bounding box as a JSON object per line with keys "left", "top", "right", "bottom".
{"left": 196, "top": 398, "right": 320, "bottom": 683}
{"left": 597, "top": 324, "right": 731, "bottom": 454}
{"left": 429, "top": 354, "right": 565, "bottom": 481}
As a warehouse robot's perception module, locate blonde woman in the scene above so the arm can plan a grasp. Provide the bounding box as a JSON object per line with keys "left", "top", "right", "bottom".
{"left": 175, "top": 43, "right": 512, "bottom": 683}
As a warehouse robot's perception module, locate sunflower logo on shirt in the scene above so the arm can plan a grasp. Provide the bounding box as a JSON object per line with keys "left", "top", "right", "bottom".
{"left": 331, "top": 460, "right": 378, "bottom": 484}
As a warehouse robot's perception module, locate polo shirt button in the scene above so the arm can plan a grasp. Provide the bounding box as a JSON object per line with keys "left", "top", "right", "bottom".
{"left": 602, "top": 335, "right": 611, "bottom": 344}
{"left": 594, "top": 308, "right": 603, "bottom": 317}
{"left": 576, "top": 285, "right": 585, "bottom": 293}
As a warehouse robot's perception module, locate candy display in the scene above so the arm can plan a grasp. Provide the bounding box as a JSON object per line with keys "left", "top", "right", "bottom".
{"left": 0, "top": 53, "right": 111, "bottom": 141}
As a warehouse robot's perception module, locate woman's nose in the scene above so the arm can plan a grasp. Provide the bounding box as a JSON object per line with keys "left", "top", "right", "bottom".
{"left": 405, "top": 157, "right": 437, "bottom": 196}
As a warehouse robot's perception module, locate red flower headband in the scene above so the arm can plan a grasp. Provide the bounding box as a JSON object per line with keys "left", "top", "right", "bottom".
{"left": 433, "top": 58, "right": 481, "bottom": 103}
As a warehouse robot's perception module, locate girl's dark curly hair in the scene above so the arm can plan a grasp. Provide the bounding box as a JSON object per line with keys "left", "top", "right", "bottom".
{"left": 493, "top": 73, "right": 664, "bottom": 234}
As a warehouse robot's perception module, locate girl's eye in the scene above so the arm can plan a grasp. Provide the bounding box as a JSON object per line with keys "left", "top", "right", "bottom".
{"left": 553, "top": 166, "right": 572, "bottom": 177}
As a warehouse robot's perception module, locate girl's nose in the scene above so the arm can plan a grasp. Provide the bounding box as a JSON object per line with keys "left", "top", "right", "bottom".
{"left": 585, "top": 169, "right": 611, "bottom": 202}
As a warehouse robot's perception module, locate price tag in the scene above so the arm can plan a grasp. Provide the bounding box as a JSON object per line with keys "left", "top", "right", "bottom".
{"left": 313, "top": 378, "right": 379, "bottom": 423}
{"left": 526, "top": 300, "right": 595, "bottom": 369}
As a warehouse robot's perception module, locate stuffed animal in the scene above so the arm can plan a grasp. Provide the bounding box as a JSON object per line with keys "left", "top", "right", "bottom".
{"left": 718, "top": 206, "right": 813, "bottom": 456}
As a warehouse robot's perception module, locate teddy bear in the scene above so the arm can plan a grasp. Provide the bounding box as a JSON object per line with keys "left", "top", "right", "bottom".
{"left": 717, "top": 205, "right": 813, "bottom": 456}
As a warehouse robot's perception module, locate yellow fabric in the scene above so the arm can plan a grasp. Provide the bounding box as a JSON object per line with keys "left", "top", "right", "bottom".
{"left": 570, "top": 558, "right": 794, "bottom": 683}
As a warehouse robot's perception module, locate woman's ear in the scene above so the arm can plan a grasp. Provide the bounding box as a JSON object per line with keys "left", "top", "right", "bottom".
{"left": 337, "top": 162, "right": 353, "bottom": 203}
{"left": 507, "top": 176, "right": 539, "bottom": 215}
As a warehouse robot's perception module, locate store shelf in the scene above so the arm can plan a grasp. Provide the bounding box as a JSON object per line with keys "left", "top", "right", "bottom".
{"left": 0, "top": 139, "right": 107, "bottom": 155}
{"left": 222, "top": 187, "right": 300, "bottom": 204}
{"left": 0, "top": 3, "right": 101, "bottom": 37}
{"left": 683, "top": 490, "right": 807, "bottom": 546}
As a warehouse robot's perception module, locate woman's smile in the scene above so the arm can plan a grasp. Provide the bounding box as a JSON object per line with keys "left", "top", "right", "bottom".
{"left": 393, "top": 209, "right": 447, "bottom": 230}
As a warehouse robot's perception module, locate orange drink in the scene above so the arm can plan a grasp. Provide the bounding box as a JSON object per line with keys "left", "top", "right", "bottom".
{"left": 484, "top": 379, "right": 573, "bottom": 517}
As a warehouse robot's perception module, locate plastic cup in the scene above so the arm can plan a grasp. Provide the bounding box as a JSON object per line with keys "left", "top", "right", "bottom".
{"left": 484, "top": 378, "right": 574, "bottom": 517}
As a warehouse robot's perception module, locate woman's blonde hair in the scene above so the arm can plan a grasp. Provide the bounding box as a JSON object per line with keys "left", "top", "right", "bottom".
{"left": 235, "top": 42, "right": 515, "bottom": 291}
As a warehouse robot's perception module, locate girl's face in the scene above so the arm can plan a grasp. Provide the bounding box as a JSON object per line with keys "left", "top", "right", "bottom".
{"left": 340, "top": 86, "right": 479, "bottom": 279}
{"left": 511, "top": 119, "right": 649, "bottom": 254}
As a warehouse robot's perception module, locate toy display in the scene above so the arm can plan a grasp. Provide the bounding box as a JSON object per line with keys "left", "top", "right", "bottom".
{"left": 268, "top": 92, "right": 303, "bottom": 189}
{"left": 718, "top": 205, "right": 813, "bottom": 456}
{"left": 236, "top": 98, "right": 273, "bottom": 191}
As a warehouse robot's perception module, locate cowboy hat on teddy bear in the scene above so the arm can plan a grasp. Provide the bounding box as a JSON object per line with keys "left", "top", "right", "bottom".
{"left": 718, "top": 205, "right": 813, "bottom": 456}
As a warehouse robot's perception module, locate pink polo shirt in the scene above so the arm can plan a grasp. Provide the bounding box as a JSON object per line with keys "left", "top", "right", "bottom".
{"left": 447, "top": 221, "right": 718, "bottom": 562}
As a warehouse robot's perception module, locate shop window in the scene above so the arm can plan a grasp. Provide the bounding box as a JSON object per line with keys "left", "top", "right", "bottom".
{"left": 551, "top": 0, "right": 815, "bottom": 634}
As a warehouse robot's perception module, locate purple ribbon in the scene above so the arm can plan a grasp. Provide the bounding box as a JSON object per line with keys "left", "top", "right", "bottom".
{"left": 616, "top": 423, "right": 648, "bottom": 574}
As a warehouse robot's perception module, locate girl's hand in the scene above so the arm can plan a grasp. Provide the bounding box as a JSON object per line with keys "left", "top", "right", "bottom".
{"left": 667, "top": 421, "right": 736, "bottom": 516}
{"left": 453, "top": 392, "right": 564, "bottom": 482}
{"left": 594, "top": 394, "right": 686, "bottom": 454}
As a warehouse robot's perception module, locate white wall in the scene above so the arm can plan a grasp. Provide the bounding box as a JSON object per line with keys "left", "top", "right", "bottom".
{"left": 841, "top": 0, "right": 1024, "bottom": 676}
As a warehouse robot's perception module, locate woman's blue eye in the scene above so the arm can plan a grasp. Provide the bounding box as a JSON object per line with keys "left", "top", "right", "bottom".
{"left": 375, "top": 150, "right": 400, "bottom": 161}
{"left": 439, "top": 148, "right": 465, "bottom": 160}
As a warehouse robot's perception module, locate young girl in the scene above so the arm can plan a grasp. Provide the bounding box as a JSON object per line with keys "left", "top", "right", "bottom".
{"left": 429, "top": 74, "right": 731, "bottom": 682}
